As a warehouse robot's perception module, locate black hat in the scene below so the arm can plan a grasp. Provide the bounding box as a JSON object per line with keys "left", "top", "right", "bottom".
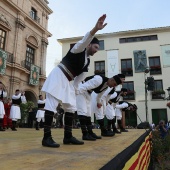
{"left": 118, "top": 74, "right": 126, "bottom": 78}
{"left": 133, "top": 104, "right": 138, "bottom": 110}
{"left": 113, "top": 75, "right": 122, "bottom": 85}
{"left": 90, "top": 37, "right": 99, "bottom": 45}
{"left": 121, "top": 88, "right": 127, "bottom": 92}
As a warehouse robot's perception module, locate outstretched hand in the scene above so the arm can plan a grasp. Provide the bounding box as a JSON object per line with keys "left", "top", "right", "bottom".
{"left": 90, "top": 14, "right": 107, "bottom": 35}
{"left": 95, "top": 14, "right": 107, "bottom": 30}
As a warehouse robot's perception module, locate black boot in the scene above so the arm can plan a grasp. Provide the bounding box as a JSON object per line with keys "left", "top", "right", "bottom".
{"left": 35, "top": 121, "right": 40, "bottom": 130}
{"left": 0, "top": 119, "right": 5, "bottom": 131}
{"left": 86, "top": 117, "right": 101, "bottom": 139}
{"left": 112, "top": 118, "right": 121, "bottom": 134}
{"left": 117, "top": 120, "right": 128, "bottom": 132}
{"left": 107, "top": 119, "right": 113, "bottom": 133}
{"left": 98, "top": 119, "right": 114, "bottom": 137}
{"left": 11, "top": 121, "right": 17, "bottom": 131}
{"left": 79, "top": 115, "right": 96, "bottom": 141}
{"left": 42, "top": 110, "right": 60, "bottom": 148}
{"left": 63, "top": 112, "right": 84, "bottom": 145}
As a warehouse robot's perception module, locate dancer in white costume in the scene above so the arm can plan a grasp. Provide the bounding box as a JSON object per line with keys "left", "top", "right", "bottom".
{"left": 115, "top": 101, "right": 137, "bottom": 132}
{"left": 41, "top": 14, "right": 107, "bottom": 147}
{"left": 0, "top": 82, "right": 7, "bottom": 131}
{"left": 35, "top": 95, "right": 45, "bottom": 130}
{"left": 76, "top": 75, "right": 122, "bottom": 137}
{"left": 106, "top": 88, "right": 127, "bottom": 133}
{"left": 10, "top": 89, "right": 26, "bottom": 131}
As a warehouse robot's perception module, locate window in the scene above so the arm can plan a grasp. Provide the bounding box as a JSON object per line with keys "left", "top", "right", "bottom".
{"left": 94, "top": 61, "right": 105, "bottom": 76}
{"left": 99, "top": 40, "right": 104, "bottom": 50}
{"left": 119, "top": 35, "right": 158, "bottom": 43}
{"left": 30, "top": 8, "right": 40, "bottom": 23}
{"left": 152, "top": 80, "right": 165, "bottom": 99}
{"left": 0, "top": 28, "right": 6, "bottom": 50}
{"left": 149, "top": 57, "right": 161, "bottom": 75}
{"left": 154, "top": 80, "right": 163, "bottom": 90}
{"left": 25, "top": 46, "right": 35, "bottom": 70}
{"left": 121, "top": 59, "right": 133, "bottom": 76}
{"left": 122, "top": 81, "right": 135, "bottom": 100}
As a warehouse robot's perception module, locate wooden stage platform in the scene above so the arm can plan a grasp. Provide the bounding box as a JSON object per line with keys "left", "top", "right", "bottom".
{"left": 0, "top": 128, "right": 146, "bottom": 170}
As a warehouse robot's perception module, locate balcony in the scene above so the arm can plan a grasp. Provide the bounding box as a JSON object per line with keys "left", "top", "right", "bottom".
{"left": 121, "top": 68, "right": 133, "bottom": 76}
{"left": 150, "top": 65, "right": 161, "bottom": 75}
{"left": 0, "top": 48, "right": 14, "bottom": 63}
{"left": 94, "top": 70, "right": 105, "bottom": 76}
{"left": 152, "top": 90, "right": 165, "bottom": 99}
{"left": 29, "top": 11, "right": 40, "bottom": 24}
{"left": 123, "top": 90, "right": 135, "bottom": 100}
{"left": 21, "top": 60, "right": 42, "bottom": 75}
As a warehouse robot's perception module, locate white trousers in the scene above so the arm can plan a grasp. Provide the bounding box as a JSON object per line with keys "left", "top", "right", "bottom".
{"left": 44, "top": 93, "right": 76, "bottom": 113}
{"left": 76, "top": 91, "right": 91, "bottom": 117}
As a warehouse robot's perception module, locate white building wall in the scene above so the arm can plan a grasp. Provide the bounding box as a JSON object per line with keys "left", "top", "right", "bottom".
{"left": 58, "top": 27, "right": 170, "bottom": 125}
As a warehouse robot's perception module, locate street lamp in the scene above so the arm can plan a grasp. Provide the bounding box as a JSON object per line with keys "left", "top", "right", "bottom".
{"left": 144, "top": 66, "right": 150, "bottom": 122}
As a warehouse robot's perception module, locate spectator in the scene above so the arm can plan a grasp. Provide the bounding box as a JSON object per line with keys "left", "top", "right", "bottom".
{"left": 156, "top": 120, "right": 169, "bottom": 139}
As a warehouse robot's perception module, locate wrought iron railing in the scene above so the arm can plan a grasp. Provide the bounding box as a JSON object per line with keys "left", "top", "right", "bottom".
{"left": 29, "top": 11, "right": 40, "bottom": 24}
{"left": 0, "top": 48, "right": 14, "bottom": 63}
{"left": 123, "top": 91, "right": 135, "bottom": 100}
{"left": 21, "top": 60, "right": 42, "bottom": 75}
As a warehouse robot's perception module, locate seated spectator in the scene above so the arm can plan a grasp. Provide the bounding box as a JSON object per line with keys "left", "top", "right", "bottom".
{"left": 156, "top": 120, "right": 169, "bottom": 139}
{"left": 150, "top": 122, "right": 155, "bottom": 131}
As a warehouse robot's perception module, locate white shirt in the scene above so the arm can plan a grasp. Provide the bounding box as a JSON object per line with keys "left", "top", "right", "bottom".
{"left": 78, "top": 75, "right": 108, "bottom": 103}
{"left": 73, "top": 32, "right": 94, "bottom": 90}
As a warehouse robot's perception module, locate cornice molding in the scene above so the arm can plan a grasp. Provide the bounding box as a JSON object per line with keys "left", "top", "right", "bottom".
{"left": 5, "top": 0, "right": 52, "bottom": 37}
{"left": 16, "top": 18, "right": 26, "bottom": 30}
{"left": 0, "top": 13, "right": 12, "bottom": 30}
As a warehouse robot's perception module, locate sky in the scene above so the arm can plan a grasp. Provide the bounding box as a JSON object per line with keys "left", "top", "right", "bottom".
{"left": 46, "top": 0, "right": 170, "bottom": 76}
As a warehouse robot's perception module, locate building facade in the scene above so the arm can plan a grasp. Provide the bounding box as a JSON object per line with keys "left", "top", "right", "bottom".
{"left": 0, "top": 0, "right": 52, "bottom": 104}
{"left": 58, "top": 27, "right": 170, "bottom": 126}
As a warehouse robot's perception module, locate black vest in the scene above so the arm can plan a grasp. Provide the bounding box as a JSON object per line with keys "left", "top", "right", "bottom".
{"left": 110, "top": 91, "right": 121, "bottom": 103}
{"left": 118, "top": 101, "right": 131, "bottom": 111}
{"left": 12, "top": 98, "right": 22, "bottom": 105}
{"left": 38, "top": 103, "right": 45, "bottom": 108}
{"left": 108, "top": 88, "right": 115, "bottom": 95}
{"left": 84, "top": 75, "right": 108, "bottom": 94}
{"left": 61, "top": 49, "right": 89, "bottom": 77}
{"left": 0, "top": 91, "right": 3, "bottom": 100}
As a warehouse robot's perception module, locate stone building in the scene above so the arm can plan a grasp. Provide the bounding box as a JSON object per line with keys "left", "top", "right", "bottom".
{"left": 58, "top": 27, "right": 170, "bottom": 126}
{"left": 0, "top": 0, "right": 52, "bottom": 104}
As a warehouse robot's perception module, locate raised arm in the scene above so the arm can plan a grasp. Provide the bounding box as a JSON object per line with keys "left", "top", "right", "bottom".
{"left": 90, "top": 14, "right": 107, "bottom": 36}
{"left": 71, "top": 14, "right": 107, "bottom": 54}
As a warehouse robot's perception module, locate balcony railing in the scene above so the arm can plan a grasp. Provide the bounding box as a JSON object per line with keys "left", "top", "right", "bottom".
{"left": 121, "top": 68, "right": 133, "bottom": 76}
{"left": 21, "top": 60, "right": 42, "bottom": 75}
{"left": 152, "top": 90, "right": 165, "bottom": 99}
{"left": 29, "top": 11, "right": 40, "bottom": 24}
{"left": 0, "top": 48, "right": 14, "bottom": 63}
{"left": 21, "top": 60, "right": 31, "bottom": 70}
{"left": 123, "top": 91, "right": 135, "bottom": 100}
{"left": 94, "top": 70, "right": 105, "bottom": 76}
{"left": 150, "top": 65, "right": 161, "bottom": 75}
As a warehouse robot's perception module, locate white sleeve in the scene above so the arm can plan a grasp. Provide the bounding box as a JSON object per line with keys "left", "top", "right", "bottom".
{"left": 115, "top": 102, "right": 128, "bottom": 109}
{"left": 109, "top": 92, "right": 118, "bottom": 100}
{"left": 21, "top": 95, "right": 27, "bottom": 103}
{"left": 3, "top": 91, "right": 7, "bottom": 98}
{"left": 38, "top": 100, "right": 45, "bottom": 104}
{"left": 12, "top": 93, "right": 21, "bottom": 99}
{"left": 78, "top": 75, "right": 102, "bottom": 94}
{"left": 73, "top": 72, "right": 87, "bottom": 90}
{"left": 96, "top": 89, "right": 107, "bottom": 103}
{"left": 70, "top": 32, "right": 94, "bottom": 54}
